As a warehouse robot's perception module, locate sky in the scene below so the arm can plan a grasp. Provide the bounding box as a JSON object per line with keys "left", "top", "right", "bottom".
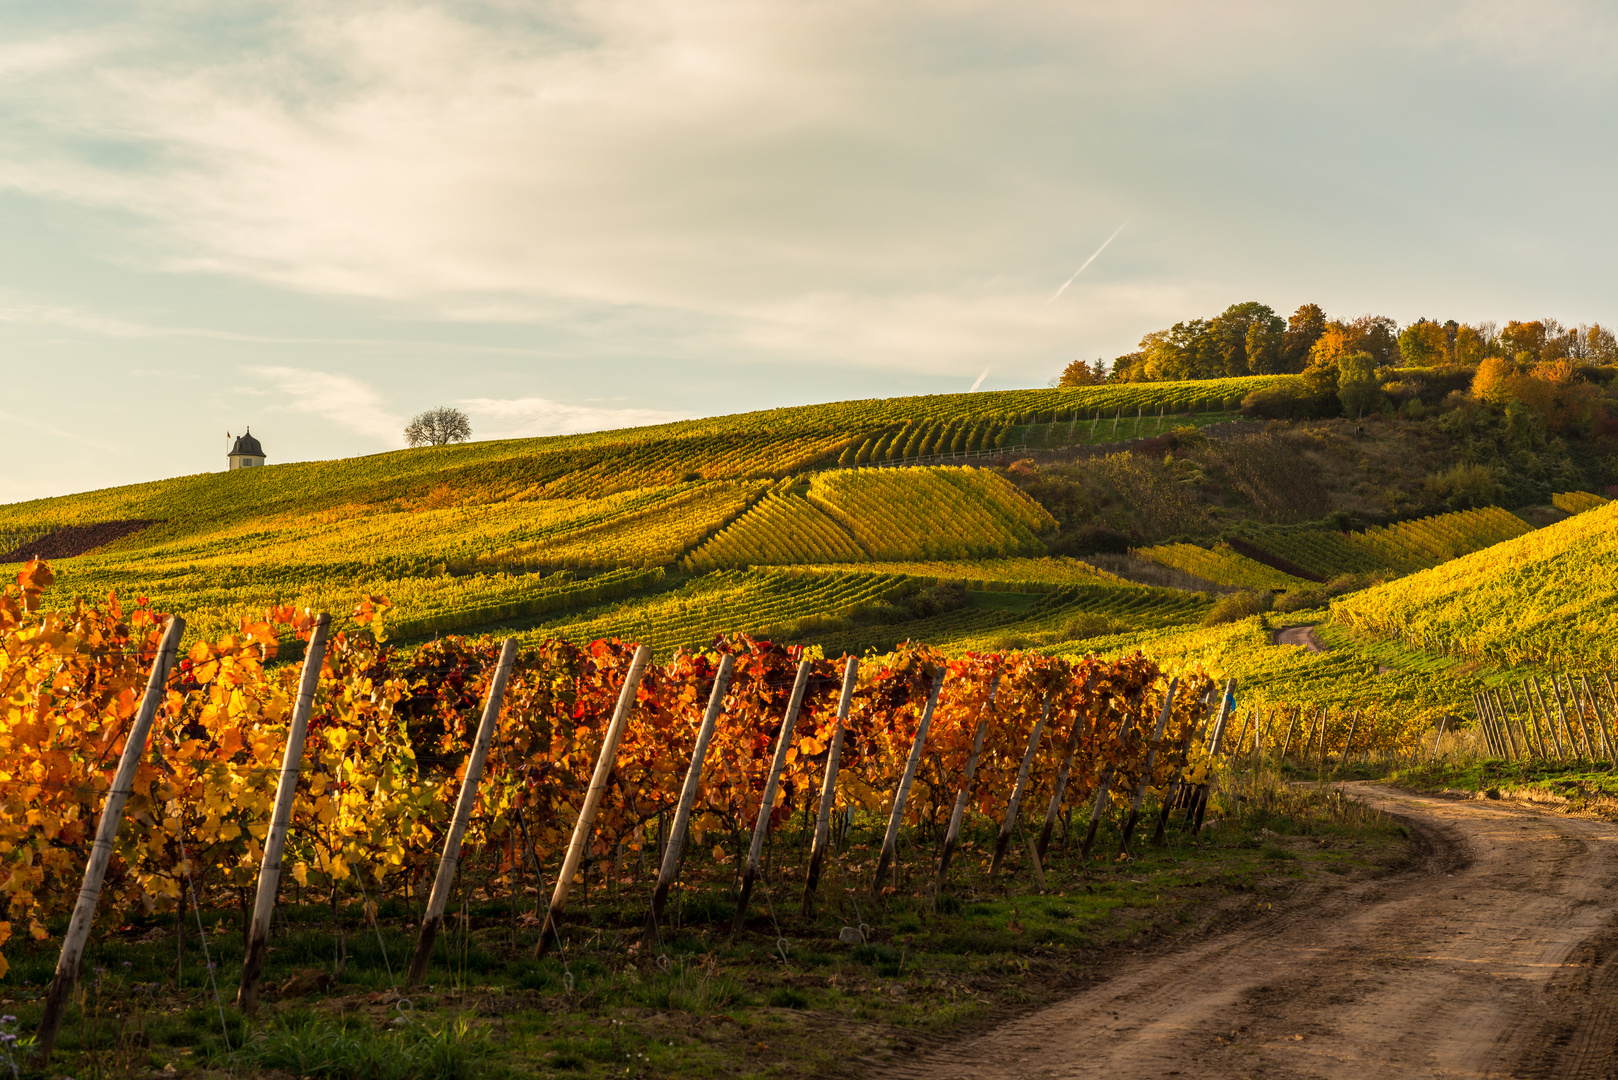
{"left": 4, "top": 1, "right": 1617, "bottom": 502}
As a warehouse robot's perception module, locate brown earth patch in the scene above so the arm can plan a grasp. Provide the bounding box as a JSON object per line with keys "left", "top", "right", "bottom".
{"left": 0, "top": 519, "right": 161, "bottom": 562}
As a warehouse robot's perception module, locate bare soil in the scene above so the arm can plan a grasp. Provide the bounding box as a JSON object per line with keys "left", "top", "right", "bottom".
{"left": 0, "top": 519, "right": 160, "bottom": 561}
{"left": 875, "top": 783, "right": 1618, "bottom": 1079}
{"left": 1274, "top": 624, "right": 1327, "bottom": 653}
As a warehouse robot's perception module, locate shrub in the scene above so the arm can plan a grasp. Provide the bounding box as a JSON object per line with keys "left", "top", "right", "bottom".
{"left": 1241, "top": 380, "right": 1337, "bottom": 420}
{"left": 1274, "top": 586, "right": 1329, "bottom": 613}
{"left": 1423, "top": 462, "right": 1502, "bottom": 510}
{"left": 1201, "top": 590, "right": 1274, "bottom": 625}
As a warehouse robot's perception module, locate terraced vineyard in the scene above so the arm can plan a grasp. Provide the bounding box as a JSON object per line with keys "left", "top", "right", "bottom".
{"left": 807, "top": 467, "right": 1054, "bottom": 559}
{"left": 507, "top": 569, "right": 912, "bottom": 655}
{"left": 683, "top": 488, "right": 862, "bottom": 571}
{"left": 1235, "top": 506, "right": 1536, "bottom": 581}
{"left": 793, "top": 556, "right": 1130, "bottom": 591}
{"left": 1136, "top": 542, "right": 1311, "bottom": 590}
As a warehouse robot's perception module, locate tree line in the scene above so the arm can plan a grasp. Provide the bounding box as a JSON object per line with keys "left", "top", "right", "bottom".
{"left": 1059, "top": 303, "right": 1618, "bottom": 386}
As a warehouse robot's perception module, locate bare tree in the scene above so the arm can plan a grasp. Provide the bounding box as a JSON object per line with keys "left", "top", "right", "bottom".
{"left": 404, "top": 406, "right": 472, "bottom": 447}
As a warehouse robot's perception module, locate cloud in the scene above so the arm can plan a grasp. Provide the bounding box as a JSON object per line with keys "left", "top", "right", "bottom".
{"left": 2, "top": 0, "right": 1618, "bottom": 383}
{"left": 460, "top": 396, "right": 688, "bottom": 440}
{"left": 253, "top": 366, "right": 402, "bottom": 444}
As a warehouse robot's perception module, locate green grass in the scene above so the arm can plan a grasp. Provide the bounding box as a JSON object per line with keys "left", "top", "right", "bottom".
{"left": 0, "top": 776, "right": 1403, "bottom": 1080}
{"left": 1390, "top": 758, "right": 1618, "bottom": 807}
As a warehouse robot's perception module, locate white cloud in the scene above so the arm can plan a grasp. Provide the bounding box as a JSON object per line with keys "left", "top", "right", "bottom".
{"left": 253, "top": 366, "right": 402, "bottom": 444}
{"left": 460, "top": 397, "right": 688, "bottom": 440}
{"left": 1, "top": 0, "right": 1617, "bottom": 386}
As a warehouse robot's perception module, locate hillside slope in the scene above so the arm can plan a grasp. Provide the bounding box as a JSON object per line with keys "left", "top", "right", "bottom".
{"left": 1333, "top": 500, "right": 1618, "bottom": 669}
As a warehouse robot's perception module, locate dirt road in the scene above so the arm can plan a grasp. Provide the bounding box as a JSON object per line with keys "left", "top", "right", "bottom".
{"left": 879, "top": 784, "right": 1618, "bottom": 1078}
{"left": 1274, "top": 625, "right": 1328, "bottom": 653}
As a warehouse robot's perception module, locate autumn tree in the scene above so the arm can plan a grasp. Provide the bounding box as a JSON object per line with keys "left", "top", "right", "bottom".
{"left": 1280, "top": 304, "right": 1327, "bottom": 371}
{"left": 1058, "top": 358, "right": 1107, "bottom": 386}
{"left": 1453, "top": 322, "right": 1495, "bottom": 364}
{"left": 1397, "top": 319, "right": 1449, "bottom": 366}
{"left": 404, "top": 406, "right": 473, "bottom": 447}
{"left": 1500, "top": 320, "right": 1554, "bottom": 362}
{"left": 1308, "top": 314, "right": 1399, "bottom": 369}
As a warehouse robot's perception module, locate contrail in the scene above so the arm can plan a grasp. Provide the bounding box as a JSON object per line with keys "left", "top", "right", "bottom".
{"left": 1046, "top": 220, "right": 1129, "bottom": 305}
{"left": 970, "top": 366, "right": 990, "bottom": 391}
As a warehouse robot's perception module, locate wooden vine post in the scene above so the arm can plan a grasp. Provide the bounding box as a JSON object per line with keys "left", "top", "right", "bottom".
{"left": 1493, "top": 691, "right": 1521, "bottom": 759}
{"left": 1037, "top": 674, "right": 1094, "bottom": 859}
{"left": 1509, "top": 683, "right": 1547, "bottom": 759}
{"left": 936, "top": 675, "right": 999, "bottom": 890}
{"left": 645, "top": 653, "right": 734, "bottom": 943}
{"left": 1332, "top": 710, "right": 1361, "bottom": 776}
{"left": 1082, "top": 691, "right": 1150, "bottom": 858}
{"left": 732, "top": 659, "right": 813, "bottom": 931}
{"left": 1531, "top": 677, "right": 1565, "bottom": 758}
{"left": 536, "top": 643, "right": 652, "bottom": 959}
{"left": 1189, "top": 679, "right": 1236, "bottom": 836}
{"left": 989, "top": 693, "right": 1052, "bottom": 876}
{"left": 1152, "top": 692, "right": 1207, "bottom": 846}
{"left": 1278, "top": 706, "right": 1301, "bottom": 760}
{"left": 1471, "top": 695, "right": 1493, "bottom": 757}
{"left": 1231, "top": 708, "right": 1253, "bottom": 758}
{"left": 1315, "top": 708, "right": 1332, "bottom": 772}
{"left": 34, "top": 615, "right": 186, "bottom": 1067}
{"left": 237, "top": 613, "right": 332, "bottom": 1013}
{"left": 803, "top": 658, "right": 859, "bottom": 915}
{"left": 1592, "top": 674, "right": 1618, "bottom": 771}
{"left": 1545, "top": 676, "right": 1581, "bottom": 759}
{"left": 1566, "top": 674, "right": 1599, "bottom": 762}
{"left": 872, "top": 675, "right": 944, "bottom": 896}
{"left": 1579, "top": 674, "right": 1616, "bottom": 768}
{"left": 1119, "top": 678, "right": 1177, "bottom": 854}
{"left": 1428, "top": 715, "right": 1448, "bottom": 761}
{"left": 407, "top": 637, "right": 519, "bottom": 986}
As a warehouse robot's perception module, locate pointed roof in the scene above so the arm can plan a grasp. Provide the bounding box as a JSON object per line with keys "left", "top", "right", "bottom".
{"left": 229, "top": 428, "right": 264, "bottom": 457}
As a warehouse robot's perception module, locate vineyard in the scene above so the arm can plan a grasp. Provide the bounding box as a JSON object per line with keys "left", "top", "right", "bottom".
{"left": 1210, "top": 505, "right": 1539, "bottom": 583}
{"left": 792, "top": 556, "right": 1131, "bottom": 591}
{"left": 1333, "top": 499, "right": 1618, "bottom": 670}
{"left": 1, "top": 563, "right": 1247, "bottom": 986}
{"left": 1553, "top": 490, "right": 1610, "bottom": 515}
{"left": 683, "top": 489, "right": 861, "bottom": 571}
{"left": 805, "top": 468, "right": 1054, "bottom": 561}
{"left": 19, "top": 464, "right": 1058, "bottom": 648}
{"left": 1135, "top": 543, "right": 1311, "bottom": 591}
{"left": 3, "top": 552, "right": 1453, "bottom": 1045}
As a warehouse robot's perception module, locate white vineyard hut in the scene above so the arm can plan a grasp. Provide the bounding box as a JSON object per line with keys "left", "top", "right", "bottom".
{"left": 227, "top": 429, "right": 266, "bottom": 470}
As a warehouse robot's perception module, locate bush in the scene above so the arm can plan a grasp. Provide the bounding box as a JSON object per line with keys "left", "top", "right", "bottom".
{"left": 1201, "top": 590, "right": 1273, "bottom": 625}
{"left": 1056, "top": 613, "right": 1116, "bottom": 640}
{"left": 907, "top": 581, "right": 970, "bottom": 617}
{"left": 1423, "top": 462, "right": 1502, "bottom": 509}
{"left": 1241, "top": 380, "right": 1338, "bottom": 420}
{"left": 1273, "top": 587, "right": 1328, "bottom": 613}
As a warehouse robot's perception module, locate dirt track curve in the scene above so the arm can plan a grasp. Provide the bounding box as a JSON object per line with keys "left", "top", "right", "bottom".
{"left": 878, "top": 784, "right": 1618, "bottom": 1079}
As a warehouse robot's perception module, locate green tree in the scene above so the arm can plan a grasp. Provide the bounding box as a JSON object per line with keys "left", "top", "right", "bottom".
{"left": 1337, "top": 352, "right": 1383, "bottom": 417}
{"left": 1398, "top": 319, "right": 1448, "bottom": 366}
{"left": 1139, "top": 321, "right": 1206, "bottom": 380}
{"left": 1206, "top": 301, "right": 1283, "bottom": 376}
{"left": 1245, "top": 318, "right": 1284, "bottom": 374}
